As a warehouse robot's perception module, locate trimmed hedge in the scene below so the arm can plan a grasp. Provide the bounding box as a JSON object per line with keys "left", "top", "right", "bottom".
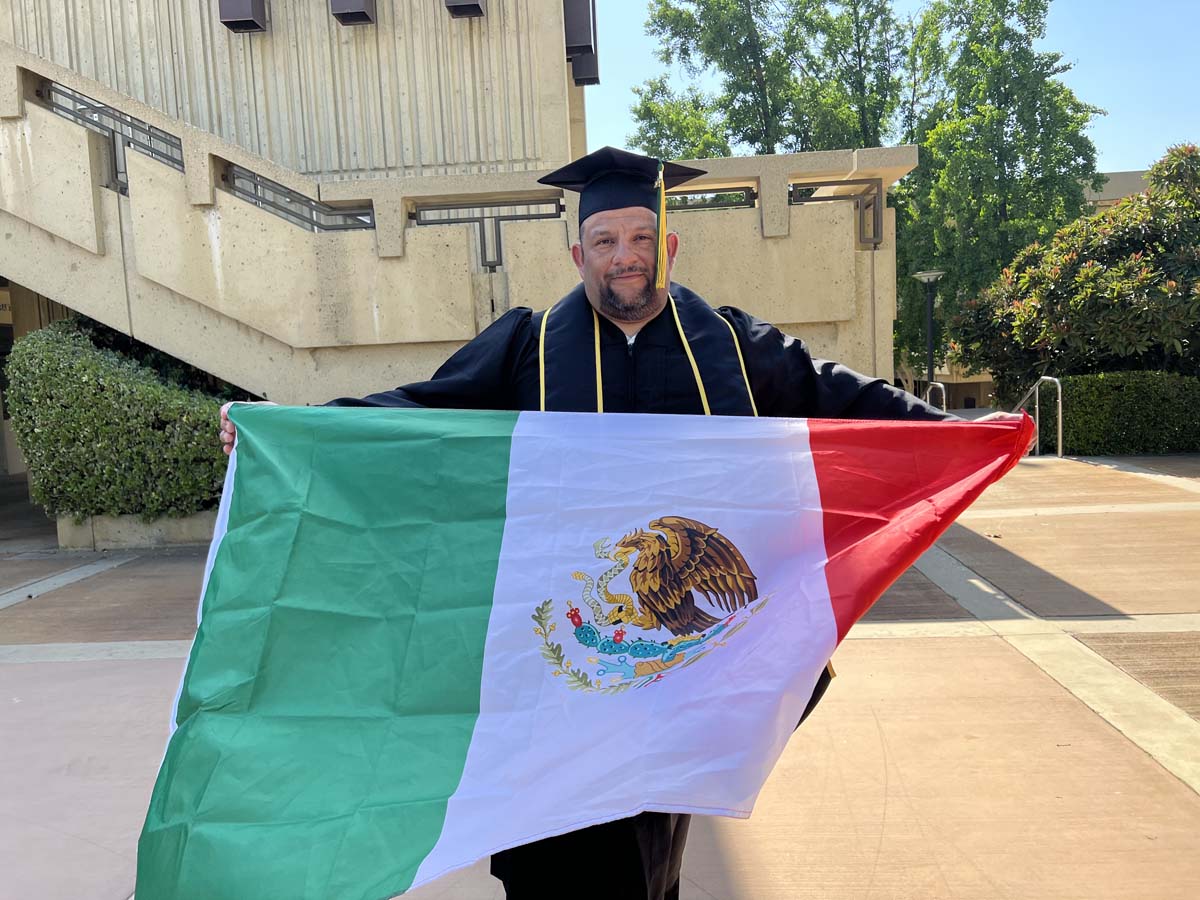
{"left": 1035, "top": 371, "right": 1200, "bottom": 456}
{"left": 5, "top": 320, "right": 226, "bottom": 520}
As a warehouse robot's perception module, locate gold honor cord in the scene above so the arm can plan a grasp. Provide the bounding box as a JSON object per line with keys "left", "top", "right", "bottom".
{"left": 538, "top": 304, "right": 552, "bottom": 412}
{"left": 716, "top": 314, "right": 759, "bottom": 417}
{"left": 667, "top": 295, "right": 712, "bottom": 416}
{"left": 591, "top": 306, "right": 605, "bottom": 413}
{"left": 537, "top": 304, "right": 604, "bottom": 412}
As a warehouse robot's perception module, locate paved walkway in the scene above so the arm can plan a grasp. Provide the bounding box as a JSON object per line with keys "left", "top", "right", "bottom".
{"left": 2, "top": 457, "right": 1199, "bottom": 899}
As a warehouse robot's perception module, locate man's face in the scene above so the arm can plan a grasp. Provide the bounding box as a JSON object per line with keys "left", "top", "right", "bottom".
{"left": 571, "top": 207, "right": 675, "bottom": 323}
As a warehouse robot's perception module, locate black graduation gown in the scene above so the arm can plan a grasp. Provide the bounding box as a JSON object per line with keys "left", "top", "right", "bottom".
{"left": 326, "top": 284, "right": 952, "bottom": 900}
{"left": 327, "top": 284, "right": 954, "bottom": 423}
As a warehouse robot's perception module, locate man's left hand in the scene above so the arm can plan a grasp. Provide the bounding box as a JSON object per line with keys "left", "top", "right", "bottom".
{"left": 972, "top": 411, "right": 1024, "bottom": 423}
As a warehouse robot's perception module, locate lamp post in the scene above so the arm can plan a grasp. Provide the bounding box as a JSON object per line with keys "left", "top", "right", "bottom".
{"left": 912, "top": 270, "right": 946, "bottom": 394}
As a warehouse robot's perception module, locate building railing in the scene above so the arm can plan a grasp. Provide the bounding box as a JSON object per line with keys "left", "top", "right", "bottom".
{"left": 1011, "top": 376, "right": 1063, "bottom": 457}
{"left": 667, "top": 187, "right": 757, "bottom": 211}
{"left": 410, "top": 200, "right": 565, "bottom": 271}
{"left": 789, "top": 178, "right": 883, "bottom": 246}
{"left": 32, "top": 76, "right": 374, "bottom": 233}
{"left": 223, "top": 164, "right": 374, "bottom": 233}
{"left": 925, "top": 381, "right": 947, "bottom": 411}
{"left": 34, "top": 80, "right": 183, "bottom": 194}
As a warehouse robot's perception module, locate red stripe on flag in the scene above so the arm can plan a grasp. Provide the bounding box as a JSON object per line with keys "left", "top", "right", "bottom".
{"left": 809, "top": 415, "right": 1034, "bottom": 641}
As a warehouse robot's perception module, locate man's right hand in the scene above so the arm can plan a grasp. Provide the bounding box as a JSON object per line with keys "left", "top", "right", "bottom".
{"left": 219, "top": 401, "right": 278, "bottom": 455}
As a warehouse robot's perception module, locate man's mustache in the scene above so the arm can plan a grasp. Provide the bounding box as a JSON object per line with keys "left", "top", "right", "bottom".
{"left": 607, "top": 266, "right": 650, "bottom": 280}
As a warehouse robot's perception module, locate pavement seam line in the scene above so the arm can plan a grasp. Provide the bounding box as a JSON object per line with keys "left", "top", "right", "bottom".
{"left": 916, "top": 545, "right": 1200, "bottom": 795}
{"left": 957, "top": 500, "right": 1200, "bottom": 519}
{"left": 1054, "top": 612, "right": 1200, "bottom": 634}
{"left": 850, "top": 613, "right": 1200, "bottom": 640}
{"left": 848, "top": 621, "right": 995, "bottom": 639}
{"left": 0, "top": 640, "right": 194, "bottom": 663}
{"left": 1004, "top": 632, "right": 1200, "bottom": 795}
{"left": 0, "top": 553, "right": 140, "bottom": 611}
{"left": 1076, "top": 457, "right": 1200, "bottom": 496}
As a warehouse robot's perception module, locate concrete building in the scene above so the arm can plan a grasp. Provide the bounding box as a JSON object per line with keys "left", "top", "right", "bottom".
{"left": 0, "top": 1, "right": 917, "bottom": 474}
{"left": 1086, "top": 170, "right": 1149, "bottom": 210}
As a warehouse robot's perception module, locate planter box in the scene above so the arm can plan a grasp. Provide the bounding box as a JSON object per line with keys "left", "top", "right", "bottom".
{"left": 57, "top": 510, "right": 217, "bottom": 551}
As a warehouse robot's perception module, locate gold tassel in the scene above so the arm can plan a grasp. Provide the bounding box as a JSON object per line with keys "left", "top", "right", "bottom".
{"left": 655, "top": 161, "right": 668, "bottom": 290}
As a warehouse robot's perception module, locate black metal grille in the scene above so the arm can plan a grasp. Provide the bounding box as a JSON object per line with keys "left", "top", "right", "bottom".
{"left": 410, "top": 201, "right": 565, "bottom": 270}
{"left": 788, "top": 178, "right": 884, "bottom": 246}
{"left": 223, "top": 165, "right": 374, "bottom": 232}
{"left": 36, "top": 81, "right": 183, "bottom": 194}
{"left": 667, "top": 187, "right": 757, "bottom": 211}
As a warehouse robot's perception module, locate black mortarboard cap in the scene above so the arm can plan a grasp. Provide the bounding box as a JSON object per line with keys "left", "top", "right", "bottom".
{"left": 537, "top": 146, "right": 706, "bottom": 225}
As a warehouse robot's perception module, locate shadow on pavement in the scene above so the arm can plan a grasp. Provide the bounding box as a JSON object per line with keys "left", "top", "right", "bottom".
{"left": 938, "top": 521, "right": 1129, "bottom": 618}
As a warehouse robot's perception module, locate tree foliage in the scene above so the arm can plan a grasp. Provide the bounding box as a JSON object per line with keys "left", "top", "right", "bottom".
{"left": 635, "top": 0, "right": 905, "bottom": 156}
{"left": 950, "top": 144, "right": 1200, "bottom": 404}
{"left": 892, "top": 0, "right": 1102, "bottom": 383}
{"left": 630, "top": 0, "right": 1104, "bottom": 397}
{"left": 922, "top": 0, "right": 1104, "bottom": 302}
{"left": 628, "top": 76, "right": 732, "bottom": 160}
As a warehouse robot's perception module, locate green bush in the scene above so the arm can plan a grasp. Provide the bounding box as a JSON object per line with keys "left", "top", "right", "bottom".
{"left": 951, "top": 144, "right": 1200, "bottom": 404}
{"left": 5, "top": 320, "right": 227, "bottom": 520}
{"left": 1034, "top": 371, "right": 1200, "bottom": 456}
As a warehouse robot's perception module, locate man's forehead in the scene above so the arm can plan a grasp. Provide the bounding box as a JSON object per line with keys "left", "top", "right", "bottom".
{"left": 584, "top": 207, "right": 657, "bottom": 234}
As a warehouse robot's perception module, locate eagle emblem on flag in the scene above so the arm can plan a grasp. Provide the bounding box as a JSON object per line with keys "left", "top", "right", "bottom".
{"left": 532, "top": 516, "right": 766, "bottom": 694}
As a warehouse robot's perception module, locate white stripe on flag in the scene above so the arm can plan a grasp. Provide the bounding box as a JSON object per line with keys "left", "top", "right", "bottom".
{"left": 166, "top": 443, "right": 238, "bottom": 740}
{"left": 412, "top": 411, "right": 838, "bottom": 886}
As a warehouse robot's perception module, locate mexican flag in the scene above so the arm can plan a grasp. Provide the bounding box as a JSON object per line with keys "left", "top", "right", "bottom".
{"left": 138, "top": 406, "right": 1031, "bottom": 899}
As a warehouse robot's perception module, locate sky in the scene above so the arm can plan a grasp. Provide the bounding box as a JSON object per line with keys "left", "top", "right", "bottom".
{"left": 584, "top": 0, "right": 1199, "bottom": 173}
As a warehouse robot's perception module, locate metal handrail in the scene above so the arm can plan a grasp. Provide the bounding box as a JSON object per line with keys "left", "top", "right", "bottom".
{"left": 410, "top": 199, "right": 565, "bottom": 271}
{"left": 36, "top": 80, "right": 184, "bottom": 194}
{"left": 224, "top": 164, "right": 374, "bottom": 233}
{"left": 789, "top": 177, "right": 884, "bottom": 246}
{"left": 925, "top": 381, "right": 947, "bottom": 411}
{"left": 1012, "top": 376, "right": 1063, "bottom": 457}
{"left": 667, "top": 187, "right": 757, "bottom": 211}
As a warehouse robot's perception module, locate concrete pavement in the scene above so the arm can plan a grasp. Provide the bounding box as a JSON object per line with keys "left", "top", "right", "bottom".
{"left": 2, "top": 457, "right": 1199, "bottom": 899}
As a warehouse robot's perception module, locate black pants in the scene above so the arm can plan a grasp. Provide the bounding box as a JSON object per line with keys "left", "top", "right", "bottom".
{"left": 491, "top": 812, "right": 689, "bottom": 900}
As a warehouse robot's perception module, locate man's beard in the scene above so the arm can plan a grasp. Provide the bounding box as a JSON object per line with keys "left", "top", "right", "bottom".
{"left": 597, "top": 265, "right": 659, "bottom": 322}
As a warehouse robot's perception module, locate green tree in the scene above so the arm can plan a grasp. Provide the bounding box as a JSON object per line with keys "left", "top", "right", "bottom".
{"left": 628, "top": 77, "right": 732, "bottom": 160}
{"left": 631, "top": 0, "right": 904, "bottom": 156}
{"left": 642, "top": 0, "right": 795, "bottom": 155}
{"left": 951, "top": 144, "right": 1200, "bottom": 404}
{"left": 788, "top": 0, "right": 906, "bottom": 148}
{"left": 894, "top": 0, "right": 1103, "bottom": 391}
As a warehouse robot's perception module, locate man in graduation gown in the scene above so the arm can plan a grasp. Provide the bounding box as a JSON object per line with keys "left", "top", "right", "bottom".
{"left": 219, "top": 147, "right": 991, "bottom": 900}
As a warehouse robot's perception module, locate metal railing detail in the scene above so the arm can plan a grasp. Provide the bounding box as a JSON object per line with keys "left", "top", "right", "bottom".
{"left": 789, "top": 178, "right": 884, "bottom": 246}
{"left": 35, "top": 80, "right": 183, "bottom": 194}
{"left": 667, "top": 187, "right": 757, "bottom": 211}
{"left": 925, "top": 381, "right": 947, "bottom": 411}
{"left": 223, "top": 165, "right": 374, "bottom": 233}
{"left": 1012, "top": 376, "right": 1063, "bottom": 457}
{"left": 410, "top": 200, "right": 565, "bottom": 271}
{"left": 34, "top": 78, "right": 372, "bottom": 234}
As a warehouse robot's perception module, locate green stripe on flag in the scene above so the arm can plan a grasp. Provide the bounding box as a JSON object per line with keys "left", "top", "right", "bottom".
{"left": 138, "top": 407, "right": 519, "bottom": 900}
